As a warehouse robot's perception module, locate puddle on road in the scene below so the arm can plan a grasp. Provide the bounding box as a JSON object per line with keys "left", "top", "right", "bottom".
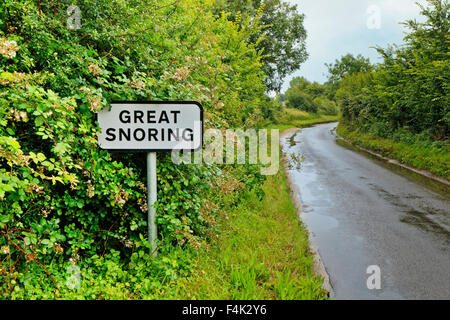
{"left": 302, "top": 209, "right": 339, "bottom": 233}
{"left": 333, "top": 133, "right": 450, "bottom": 244}
{"left": 400, "top": 210, "right": 450, "bottom": 247}
{"left": 368, "top": 182, "right": 450, "bottom": 246}
{"left": 368, "top": 183, "right": 406, "bottom": 207}
{"left": 288, "top": 152, "right": 305, "bottom": 171}
{"left": 284, "top": 131, "right": 306, "bottom": 171}
{"left": 288, "top": 130, "right": 301, "bottom": 147}
{"left": 284, "top": 130, "right": 339, "bottom": 232}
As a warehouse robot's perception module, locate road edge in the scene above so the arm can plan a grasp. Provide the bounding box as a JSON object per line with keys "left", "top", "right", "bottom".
{"left": 335, "top": 132, "right": 450, "bottom": 188}
{"left": 280, "top": 127, "right": 335, "bottom": 298}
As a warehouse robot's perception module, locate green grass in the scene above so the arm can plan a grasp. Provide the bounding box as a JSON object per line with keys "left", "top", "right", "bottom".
{"left": 266, "top": 108, "right": 339, "bottom": 132}
{"left": 156, "top": 111, "right": 336, "bottom": 300}
{"left": 161, "top": 168, "right": 327, "bottom": 300}
{"left": 337, "top": 122, "right": 450, "bottom": 181}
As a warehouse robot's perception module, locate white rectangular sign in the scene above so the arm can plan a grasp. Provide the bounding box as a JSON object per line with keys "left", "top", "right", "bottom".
{"left": 98, "top": 101, "right": 203, "bottom": 151}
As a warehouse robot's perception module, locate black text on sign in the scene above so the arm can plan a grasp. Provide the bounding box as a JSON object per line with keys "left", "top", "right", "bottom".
{"left": 97, "top": 101, "right": 203, "bottom": 151}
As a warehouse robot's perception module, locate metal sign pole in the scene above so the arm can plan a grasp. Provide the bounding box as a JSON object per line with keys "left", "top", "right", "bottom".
{"left": 147, "top": 152, "right": 157, "bottom": 257}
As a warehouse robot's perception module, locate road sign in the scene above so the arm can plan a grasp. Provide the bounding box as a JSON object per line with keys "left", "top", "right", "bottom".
{"left": 98, "top": 101, "right": 203, "bottom": 152}
{"left": 97, "top": 101, "right": 204, "bottom": 256}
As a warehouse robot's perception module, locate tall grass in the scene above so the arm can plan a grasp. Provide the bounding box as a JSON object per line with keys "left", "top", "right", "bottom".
{"left": 160, "top": 167, "right": 328, "bottom": 300}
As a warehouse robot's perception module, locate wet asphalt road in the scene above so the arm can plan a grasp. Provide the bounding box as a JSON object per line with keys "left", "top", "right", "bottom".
{"left": 282, "top": 123, "right": 450, "bottom": 300}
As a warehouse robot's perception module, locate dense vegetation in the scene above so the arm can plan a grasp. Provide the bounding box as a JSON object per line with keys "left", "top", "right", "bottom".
{"left": 331, "top": 0, "right": 449, "bottom": 179}
{"left": 283, "top": 77, "right": 339, "bottom": 116}
{"left": 335, "top": 0, "right": 449, "bottom": 137}
{"left": 4, "top": 0, "right": 445, "bottom": 301}
{"left": 213, "top": 0, "right": 308, "bottom": 93}
{"left": 162, "top": 168, "right": 327, "bottom": 300}
{"left": 0, "top": 0, "right": 316, "bottom": 299}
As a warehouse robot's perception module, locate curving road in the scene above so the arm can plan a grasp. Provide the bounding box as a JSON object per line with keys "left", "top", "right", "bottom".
{"left": 282, "top": 122, "right": 450, "bottom": 300}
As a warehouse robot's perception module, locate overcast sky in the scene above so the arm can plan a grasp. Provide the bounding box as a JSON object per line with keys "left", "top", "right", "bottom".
{"left": 281, "top": 0, "right": 427, "bottom": 92}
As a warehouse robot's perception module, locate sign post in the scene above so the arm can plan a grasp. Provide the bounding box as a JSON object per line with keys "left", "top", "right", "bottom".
{"left": 97, "top": 101, "right": 203, "bottom": 256}
{"left": 147, "top": 152, "right": 157, "bottom": 256}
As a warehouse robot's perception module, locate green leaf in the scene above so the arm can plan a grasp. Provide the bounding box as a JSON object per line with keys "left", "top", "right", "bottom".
{"left": 36, "top": 153, "right": 46, "bottom": 162}
{"left": 35, "top": 117, "right": 44, "bottom": 127}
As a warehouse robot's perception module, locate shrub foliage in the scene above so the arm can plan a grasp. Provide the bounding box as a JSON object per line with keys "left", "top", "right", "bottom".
{"left": 0, "top": 0, "right": 273, "bottom": 298}
{"left": 335, "top": 0, "right": 449, "bottom": 140}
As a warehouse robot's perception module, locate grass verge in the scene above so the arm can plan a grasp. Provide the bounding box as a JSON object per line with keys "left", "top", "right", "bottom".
{"left": 157, "top": 113, "right": 337, "bottom": 300}
{"left": 266, "top": 108, "right": 339, "bottom": 132}
{"left": 162, "top": 165, "right": 327, "bottom": 300}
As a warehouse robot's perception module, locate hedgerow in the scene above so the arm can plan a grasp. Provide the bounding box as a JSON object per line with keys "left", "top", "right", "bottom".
{"left": 336, "top": 0, "right": 449, "bottom": 139}
{"left": 0, "top": 0, "right": 268, "bottom": 298}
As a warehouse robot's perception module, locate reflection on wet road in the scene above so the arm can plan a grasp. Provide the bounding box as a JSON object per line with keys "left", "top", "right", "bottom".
{"left": 282, "top": 122, "right": 450, "bottom": 300}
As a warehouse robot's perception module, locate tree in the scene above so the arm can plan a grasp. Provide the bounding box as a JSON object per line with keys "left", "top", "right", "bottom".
{"left": 213, "top": 0, "right": 308, "bottom": 93}
{"left": 284, "top": 76, "right": 339, "bottom": 115}
{"left": 288, "top": 76, "right": 310, "bottom": 91}
{"left": 285, "top": 88, "right": 318, "bottom": 113}
{"left": 325, "top": 53, "right": 372, "bottom": 83}
{"left": 285, "top": 77, "right": 316, "bottom": 112}
{"left": 335, "top": 0, "right": 449, "bottom": 138}
{"left": 372, "top": 0, "right": 449, "bottom": 136}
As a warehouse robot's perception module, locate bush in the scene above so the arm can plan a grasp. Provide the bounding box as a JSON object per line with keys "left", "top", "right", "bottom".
{"left": 286, "top": 90, "right": 318, "bottom": 113}
{"left": 314, "top": 97, "right": 339, "bottom": 116}
{"left": 0, "top": 0, "right": 268, "bottom": 298}
{"left": 336, "top": 0, "right": 449, "bottom": 139}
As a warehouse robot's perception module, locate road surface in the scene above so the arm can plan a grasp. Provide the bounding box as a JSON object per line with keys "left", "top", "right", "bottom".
{"left": 282, "top": 122, "right": 450, "bottom": 300}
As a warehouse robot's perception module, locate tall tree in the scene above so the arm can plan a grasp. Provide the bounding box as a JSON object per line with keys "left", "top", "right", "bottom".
{"left": 325, "top": 53, "right": 372, "bottom": 83}
{"left": 213, "top": 0, "right": 308, "bottom": 93}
